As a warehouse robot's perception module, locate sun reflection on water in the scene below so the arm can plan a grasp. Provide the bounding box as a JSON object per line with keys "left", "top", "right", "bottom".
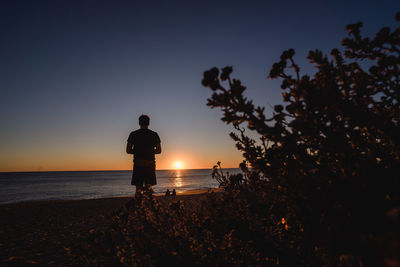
{"left": 173, "top": 170, "right": 183, "bottom": 187}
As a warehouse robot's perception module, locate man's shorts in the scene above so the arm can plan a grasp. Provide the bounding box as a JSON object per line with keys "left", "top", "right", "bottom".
{"left": 131, "top": 160, "right": 156, "bottom": 186}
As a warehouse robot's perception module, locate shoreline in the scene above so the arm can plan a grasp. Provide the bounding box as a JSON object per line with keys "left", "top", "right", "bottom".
{"left": 0, "top": 187, "right": 221, "bottom": 206}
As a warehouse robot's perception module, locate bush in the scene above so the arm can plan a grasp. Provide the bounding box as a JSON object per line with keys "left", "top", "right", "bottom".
{"left": 85, "top": 189, "right": 309, "bottom": 266}
{"left": 202, "top": 12, "right": 400, "bottom": 265}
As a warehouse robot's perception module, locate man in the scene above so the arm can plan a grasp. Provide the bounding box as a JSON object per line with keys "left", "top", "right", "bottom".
{"left": 126, "top": 115, "right": 161, "bottom": 194}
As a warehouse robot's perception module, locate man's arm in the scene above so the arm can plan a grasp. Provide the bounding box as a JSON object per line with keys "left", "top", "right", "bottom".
{"left": 126, "top": 142, "right": 134, "bottom": 154}
{"left": 155, "top": 143, "right": 161, "bottom": 154}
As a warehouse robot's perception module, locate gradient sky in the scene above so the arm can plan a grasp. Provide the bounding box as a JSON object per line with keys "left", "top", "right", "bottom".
{"left": 1, "top": 0, "right": 399, "bottom": 172}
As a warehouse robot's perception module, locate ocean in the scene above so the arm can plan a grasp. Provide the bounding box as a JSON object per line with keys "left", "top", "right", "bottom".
{"left": 0, "top": 169, "right": 240, "bottom": 204}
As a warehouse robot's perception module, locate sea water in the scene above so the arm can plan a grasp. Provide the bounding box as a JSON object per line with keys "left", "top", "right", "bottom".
{"left": 0, "top": 169, "right": 240, "bottom": 204}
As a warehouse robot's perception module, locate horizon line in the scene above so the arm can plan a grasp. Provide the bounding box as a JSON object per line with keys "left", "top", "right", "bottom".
{"left": 0, "top": 167, "right": 241, "bottom": 174}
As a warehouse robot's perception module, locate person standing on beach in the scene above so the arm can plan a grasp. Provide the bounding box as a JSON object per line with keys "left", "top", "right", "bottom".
{"left": 126, "top": 115, "right": 161, "bottom": 194}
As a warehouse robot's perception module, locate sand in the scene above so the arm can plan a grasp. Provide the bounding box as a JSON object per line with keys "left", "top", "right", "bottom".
{"left": 0, "top": 189, "right": 217, "bottom": 265}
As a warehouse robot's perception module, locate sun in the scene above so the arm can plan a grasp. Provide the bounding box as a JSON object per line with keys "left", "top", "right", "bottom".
{"left": 174, "top": 161, "right": 183, "bottom": 170}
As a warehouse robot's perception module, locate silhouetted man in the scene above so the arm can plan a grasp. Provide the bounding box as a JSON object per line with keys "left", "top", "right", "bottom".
{"left": 126, "top": 115, "right": 161, "bottom": 194}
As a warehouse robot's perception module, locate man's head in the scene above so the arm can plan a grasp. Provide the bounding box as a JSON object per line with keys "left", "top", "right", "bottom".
{"left": 139, "top": 114, "right": 150, "bottom": 128}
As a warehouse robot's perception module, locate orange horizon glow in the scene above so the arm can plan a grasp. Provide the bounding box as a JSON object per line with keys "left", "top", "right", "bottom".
{"left": 0, "top": 167, "right": 239, "bottom": 173}
{"left": 0, "top": 146, "right": 243, "bottom": 172}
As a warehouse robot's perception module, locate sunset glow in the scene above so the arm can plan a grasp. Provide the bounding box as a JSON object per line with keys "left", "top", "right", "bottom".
{"left": 174, "top": 161, "right": 183, "bottom": 169}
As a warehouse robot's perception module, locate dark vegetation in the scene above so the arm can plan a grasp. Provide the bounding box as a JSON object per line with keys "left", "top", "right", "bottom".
{"left": 85, "top": 14, "right": 400, "bottom": 266}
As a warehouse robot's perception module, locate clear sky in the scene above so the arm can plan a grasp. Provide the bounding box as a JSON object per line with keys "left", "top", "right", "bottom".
{"left": 1, "top": 0, "right": 399, "bottom": 172}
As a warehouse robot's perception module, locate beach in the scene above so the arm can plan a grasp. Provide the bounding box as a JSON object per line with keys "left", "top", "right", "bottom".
{"left": 0, "top": 190, "right": 215, "bottom": 265}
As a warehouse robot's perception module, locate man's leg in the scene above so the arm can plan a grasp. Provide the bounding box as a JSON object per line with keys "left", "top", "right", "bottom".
{"left": 135, "top": 185, "right": 144, "bottom": 195}
{"left": 144, "top": 184, "right": 153, "bottom": 194}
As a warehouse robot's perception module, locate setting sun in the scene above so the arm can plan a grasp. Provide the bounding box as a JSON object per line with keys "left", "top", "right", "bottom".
{"left": 174, "top": 161, "right": 183, "bottom": 169}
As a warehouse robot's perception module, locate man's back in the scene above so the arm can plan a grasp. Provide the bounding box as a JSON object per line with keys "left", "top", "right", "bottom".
{"left": 128, "top": 128, "right": 160, "bottom": 161}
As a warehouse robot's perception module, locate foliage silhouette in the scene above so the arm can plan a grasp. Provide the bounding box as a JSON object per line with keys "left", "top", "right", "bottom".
{"left": 85, "top": 191, "right": 304, "bottom": 266}
{"left": 203, "top": 12, "right": 400, "bottom": 265}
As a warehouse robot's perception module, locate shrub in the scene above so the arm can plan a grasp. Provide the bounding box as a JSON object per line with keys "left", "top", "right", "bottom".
{"left": 203, "top": 12, "right": 400, "bottom": 265}
{"left": 86, "top": 190, "right": 306, "bottom": 266}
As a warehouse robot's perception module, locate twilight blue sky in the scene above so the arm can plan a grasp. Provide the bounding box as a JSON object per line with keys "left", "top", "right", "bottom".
{"left": 1, "top": 0, "right": 399, "bottom": 171}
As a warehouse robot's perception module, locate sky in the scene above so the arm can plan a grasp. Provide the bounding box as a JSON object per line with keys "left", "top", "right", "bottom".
{"left": 1, "top": 0, "right": 399, "bottom": 172}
